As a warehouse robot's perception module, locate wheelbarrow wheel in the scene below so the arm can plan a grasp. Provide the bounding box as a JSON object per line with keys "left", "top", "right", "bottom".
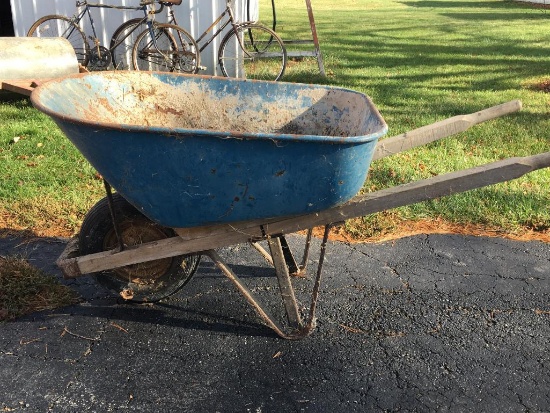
{"left": 79, "top": 193, "right": 201, "bottom": 302}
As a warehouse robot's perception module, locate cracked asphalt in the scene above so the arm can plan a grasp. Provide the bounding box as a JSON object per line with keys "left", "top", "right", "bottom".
{"left": 1, "top": 232, "right": 549, "bottom": 412}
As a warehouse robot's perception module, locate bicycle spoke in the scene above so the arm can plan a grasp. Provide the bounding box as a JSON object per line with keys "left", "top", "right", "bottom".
{"left": 110, "top": 18, "right": 150, "bottom": 70}
{"left": 132, "top": 23, "right": 199, "bottom": 73}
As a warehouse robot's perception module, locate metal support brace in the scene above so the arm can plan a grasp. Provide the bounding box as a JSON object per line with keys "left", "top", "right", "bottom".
{"left": 103, "top": 180, "right": 124, "bottom": 252}
{"left": 204, "top": 224, "right": 333, "bottom": 339}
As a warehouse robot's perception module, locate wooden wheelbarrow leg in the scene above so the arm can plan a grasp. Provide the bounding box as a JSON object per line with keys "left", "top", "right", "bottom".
{"left": 204, "top": 225, "right": 333, "bottom": 339}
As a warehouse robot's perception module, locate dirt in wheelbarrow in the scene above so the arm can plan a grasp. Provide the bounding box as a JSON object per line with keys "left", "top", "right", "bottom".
{"left": 93, "top": 72, "right": 361, "bottom": 137}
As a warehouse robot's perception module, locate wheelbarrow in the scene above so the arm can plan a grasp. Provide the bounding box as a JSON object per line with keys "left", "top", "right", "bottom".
{"left": 30, "top": 71, "right": 550, "bottom": 339}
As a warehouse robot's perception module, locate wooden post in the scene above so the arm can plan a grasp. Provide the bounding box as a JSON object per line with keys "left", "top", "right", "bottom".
{"left": 282, "top": 0, "right": 326, "bottom": 76}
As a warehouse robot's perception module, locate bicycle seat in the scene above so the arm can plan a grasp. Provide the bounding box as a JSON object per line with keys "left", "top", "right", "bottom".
{"left": 160, "top": 0, "right": 182, "bottom": 5}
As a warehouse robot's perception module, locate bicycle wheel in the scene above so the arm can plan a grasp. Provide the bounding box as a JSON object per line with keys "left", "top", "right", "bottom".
{"left": 132, "top": 23, "right": 200, "bottom": 73}
{"left": 79, "top": 193, "right": 201, "bottom": 302}
{"left": 110, "top": 18, "right": 150, "bottom": 70}
{"left": 27, "top": 15, "right": 90, "bottom": 66}
{"left": 218, "top": 23, "right": 286, "bottom": 81}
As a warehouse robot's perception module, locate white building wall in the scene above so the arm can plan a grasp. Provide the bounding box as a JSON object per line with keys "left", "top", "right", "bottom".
{"left": 9, "top": 0, "right": 251, "bottom": 75}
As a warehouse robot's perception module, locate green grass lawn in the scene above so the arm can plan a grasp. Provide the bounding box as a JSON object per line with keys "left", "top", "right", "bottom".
{"left": 272, "top": 0, "right": 550, "bottom": 238}
{"left": 1, "top": 0, "right": 549, "bottom": 240}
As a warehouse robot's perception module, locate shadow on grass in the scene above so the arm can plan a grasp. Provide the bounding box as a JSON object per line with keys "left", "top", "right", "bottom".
{"left": 400, "top": 0, "right": 547, "bottom": 11}
{"left": 308, "top": 0, "right": 549, "bottom": 103}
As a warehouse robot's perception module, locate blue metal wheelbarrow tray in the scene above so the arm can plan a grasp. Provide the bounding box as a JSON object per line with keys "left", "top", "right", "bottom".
{"left": 31, "top": 72, "right": 550, "bottom": 339}
{"left": 32, "top": 71, "right": 388, "bottom": 228}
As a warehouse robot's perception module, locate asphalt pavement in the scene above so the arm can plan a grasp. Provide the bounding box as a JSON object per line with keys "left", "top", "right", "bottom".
{"left": 1, "top": 231, "right": 549, "bottom": 412}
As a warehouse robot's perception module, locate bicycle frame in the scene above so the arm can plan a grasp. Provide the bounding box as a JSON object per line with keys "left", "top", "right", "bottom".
{"left": 193, "top": 0, "right": 243, "bottom": 54}
{"left": 71, "top": 1, "right": 161, "bottom": 51}
{"left": 177, "top": 0, "right": 284, "bottom": 79}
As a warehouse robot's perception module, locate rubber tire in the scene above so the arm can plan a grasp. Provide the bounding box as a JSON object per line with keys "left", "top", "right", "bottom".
{"left": 218, "top": 23, "right": 286, "bottom": 81}
{"left": 110, "top": 18, "right": 150, "bottom": 70}
{"left": 132, "top": 23, "right": 200, "bottom": 73}
{"left": 79, "top": 193, "right": 201, "bottom": 302}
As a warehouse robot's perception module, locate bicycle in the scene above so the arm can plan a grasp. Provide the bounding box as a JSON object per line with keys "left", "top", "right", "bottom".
{"left": 108, "top": 0, "right": 194, "bottom": 71}
{"left": 132, "top": 0, "right": 287, "bottom": 81}
{"left": 27, "top": 0, "right": 197, "bottom": 72}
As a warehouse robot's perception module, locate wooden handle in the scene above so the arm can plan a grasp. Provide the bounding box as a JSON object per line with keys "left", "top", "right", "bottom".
{"left": 373, "top": 100, "right": 522, "bottom": 161}
{"left": 60, "top": 151, "right": 550, "bottom": 277}
{"left": 468, "top": 99, "right": 522, "bottom": 123}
